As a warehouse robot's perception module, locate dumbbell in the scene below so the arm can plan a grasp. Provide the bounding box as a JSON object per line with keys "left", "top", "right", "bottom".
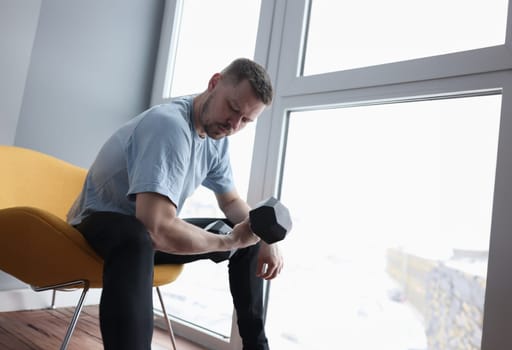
{"left": 205, "top": 196, "right": 292, "bottom": 244}
{"left": 204, "top": 220, "right": 234, "bottom": 262}
{"left": 249, "top": 196, "right": 292, "bottom": 244}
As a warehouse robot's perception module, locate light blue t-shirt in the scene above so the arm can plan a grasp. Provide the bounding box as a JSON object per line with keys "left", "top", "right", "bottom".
{"left": 67, "top": 96, "right": 234, "bottom": 225}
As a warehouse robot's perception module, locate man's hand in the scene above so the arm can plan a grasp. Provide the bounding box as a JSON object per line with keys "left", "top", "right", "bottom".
{"left": 256, "top": 242, "right": 283, "bottom": 280}
{"left": 215, "top": 190, "right": 284, "bottom": 278}
{"left": 229, "top": 217, "right": 260, "bottom": 249}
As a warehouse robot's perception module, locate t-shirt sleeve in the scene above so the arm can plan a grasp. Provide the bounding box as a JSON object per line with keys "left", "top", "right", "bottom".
{"left": 125, "top": 110, "right": 191, "bottom": 205}
{"left": 202, "top": 138, "right": 235, "bottom": 194}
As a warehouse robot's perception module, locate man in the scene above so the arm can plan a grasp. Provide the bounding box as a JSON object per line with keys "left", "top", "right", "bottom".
{"left": 67, "top": 58, "right": 281, "bottom": 350}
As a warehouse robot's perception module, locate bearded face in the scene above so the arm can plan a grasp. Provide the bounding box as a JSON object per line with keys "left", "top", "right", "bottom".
{"left": 200, "top": 92, "right": 234, "bottom": 139}
{"left": 196, "top": 77, "right": 266, "bottom": 140}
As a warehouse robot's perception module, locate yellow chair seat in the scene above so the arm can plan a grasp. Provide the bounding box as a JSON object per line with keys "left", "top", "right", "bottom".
{"left": 0, "top": 206, "right": 182, "bottom": 288}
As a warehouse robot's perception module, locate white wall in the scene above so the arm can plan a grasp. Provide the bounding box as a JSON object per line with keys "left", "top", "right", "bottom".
{"left": 0, "top": 0, "right": 43, "bottom": 292}
{"left": 0, "top": 0, "right": 41, "bottom": 145}
{"left": 13, "top": 0, "right": 165, "bottom": 168}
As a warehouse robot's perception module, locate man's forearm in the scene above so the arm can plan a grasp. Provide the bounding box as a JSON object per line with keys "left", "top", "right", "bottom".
{"left": 136, "top": 192, "right": 242, "bottom": 255}
{"left": 220, "top": 197, "right": 251, "bottom": 224}
{"left": 147, "top": 216, "right": 233, "bottom": 254}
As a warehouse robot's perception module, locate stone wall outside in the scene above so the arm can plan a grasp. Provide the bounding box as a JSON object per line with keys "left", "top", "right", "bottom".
{"left": 386, "top": 248, "right": 486, "bottom": 350}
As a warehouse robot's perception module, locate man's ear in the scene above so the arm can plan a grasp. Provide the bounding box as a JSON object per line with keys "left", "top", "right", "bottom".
{"left": 208, "top": 73, "right": 222, "bottom": 91}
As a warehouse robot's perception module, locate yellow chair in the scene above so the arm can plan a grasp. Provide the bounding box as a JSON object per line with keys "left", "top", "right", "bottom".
{"left": 0, "top": 145, "right": 183, "bottom": 350}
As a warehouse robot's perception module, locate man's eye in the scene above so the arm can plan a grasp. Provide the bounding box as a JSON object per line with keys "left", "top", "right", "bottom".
{"left": 228, "top": 101, "right": 239, "bottom": 113}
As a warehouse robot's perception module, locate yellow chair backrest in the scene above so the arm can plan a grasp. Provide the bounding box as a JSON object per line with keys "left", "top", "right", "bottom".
{"left": 0, "top": 145, "right": 86, "bottom": 219}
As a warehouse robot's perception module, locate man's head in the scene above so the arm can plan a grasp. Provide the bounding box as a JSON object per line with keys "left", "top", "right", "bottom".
{"left": 220, "top": 58, "right": 273, "bottom": 106}
{"left": 194, "top": 58, "right": 274, "bottom": 140}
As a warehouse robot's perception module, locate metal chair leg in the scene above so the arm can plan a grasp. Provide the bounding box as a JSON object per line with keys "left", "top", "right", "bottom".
{"left": 51, "top": 289, "right": 57, "bottom": 309}
{"left": 33, "top": 280, "right": 90, "bottom": 350}
{"left": 156, "top": 286, "right": 178, "bottom": 350}
{"left": 34, "top": 282, "right": 175, "bottom": 350}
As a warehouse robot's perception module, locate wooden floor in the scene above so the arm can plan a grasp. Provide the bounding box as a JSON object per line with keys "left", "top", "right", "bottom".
{"left": 0, "top": 305, "right": 206, "bottom": 350}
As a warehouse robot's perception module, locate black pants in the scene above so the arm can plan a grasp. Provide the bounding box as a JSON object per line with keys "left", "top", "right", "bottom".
{"left": 75, "top": 212, "right": 269, "bottom": 350}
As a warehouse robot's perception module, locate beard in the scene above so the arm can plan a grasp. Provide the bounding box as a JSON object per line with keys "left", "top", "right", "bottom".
{"left": 201, "top": 93, "right": 232, "bottom": 139}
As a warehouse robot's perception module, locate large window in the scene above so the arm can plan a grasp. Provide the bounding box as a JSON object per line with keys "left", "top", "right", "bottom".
{"left": 152, "top": 0, "right": 512, "bottom": 349}
{"left": 303, "top": 0, "right": 508, "bottom": 75}
{"left": 266, "top": 94, "right": 501, "bottom": 349}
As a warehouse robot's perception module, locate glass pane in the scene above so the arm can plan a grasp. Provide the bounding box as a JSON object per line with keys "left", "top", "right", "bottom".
{"left": 265, "top": 95, "right": 501, "bottom": 349}
{"left": 170, "top": 0, "right": 261, "bottom": 97}
{"left": 303, "top": 0, "right": 509, "bottom": 75}
{"left": 158, "top": 123, "right": 256, "bottom": 338}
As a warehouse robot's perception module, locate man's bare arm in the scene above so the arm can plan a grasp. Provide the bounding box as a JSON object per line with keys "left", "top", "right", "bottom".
{"left": 215, "top": 189, "right": 251, "bottom": 224}
{"left": 135, "top": 192, "right": 258, "bottom": 254}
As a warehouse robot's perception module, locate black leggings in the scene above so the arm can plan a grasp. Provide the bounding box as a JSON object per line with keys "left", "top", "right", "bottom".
{"left": 75, "top": 212, "right": 269, "bottom": 350}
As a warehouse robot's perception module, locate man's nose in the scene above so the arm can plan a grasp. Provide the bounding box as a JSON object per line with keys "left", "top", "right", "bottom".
{"left": 230, "top": 114, "right": 243, "bottom": 131}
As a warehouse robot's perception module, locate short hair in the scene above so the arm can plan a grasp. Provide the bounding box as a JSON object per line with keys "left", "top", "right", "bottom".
{"left": 221, "top": 58, "right": 273, "bottom": 105}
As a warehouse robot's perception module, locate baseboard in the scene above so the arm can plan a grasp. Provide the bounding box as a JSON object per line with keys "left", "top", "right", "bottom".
{"left": 0, "top": 287, "right": 101, "bottom": 312}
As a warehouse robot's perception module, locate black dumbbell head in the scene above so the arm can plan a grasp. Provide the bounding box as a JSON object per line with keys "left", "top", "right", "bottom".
{"left": 249, "top": 197, "right": 292, "bottom": 244}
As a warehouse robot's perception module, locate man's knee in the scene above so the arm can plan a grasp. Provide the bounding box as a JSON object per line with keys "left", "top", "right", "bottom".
{"left": 116, "top": 214, "right": 152, "bottom": 248}
{"left": 229, "top": 242, "right": 261, "bottom": 265}
{"left": 77, "top": 212, "right": 153, "bottom": 258}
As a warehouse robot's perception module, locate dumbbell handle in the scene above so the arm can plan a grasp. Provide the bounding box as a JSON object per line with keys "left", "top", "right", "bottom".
{"left": 204, "top": 220, "right": 236, "bottom": 262}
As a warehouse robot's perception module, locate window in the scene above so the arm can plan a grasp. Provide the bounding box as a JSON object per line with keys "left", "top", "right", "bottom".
{"left": 265, "top": 94, "right": 501, "bottom": 349}
{"left": 152, "top": 0, "right": 512, "bottom": 348}
{"left": 169, "top": 0, "right": 261, "bottom": 98}
{"left": 303, "top": 0, "right": 508, "bottom": 75}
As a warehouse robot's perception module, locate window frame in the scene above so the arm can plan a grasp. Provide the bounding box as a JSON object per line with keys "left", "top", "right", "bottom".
{"left": 277, "top": 0, "right": 512, "bottom": 96}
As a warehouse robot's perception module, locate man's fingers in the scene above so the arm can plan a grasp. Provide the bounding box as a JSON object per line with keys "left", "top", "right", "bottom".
{"left": 257, "top": 262, "right": 283, "bottom": 280}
